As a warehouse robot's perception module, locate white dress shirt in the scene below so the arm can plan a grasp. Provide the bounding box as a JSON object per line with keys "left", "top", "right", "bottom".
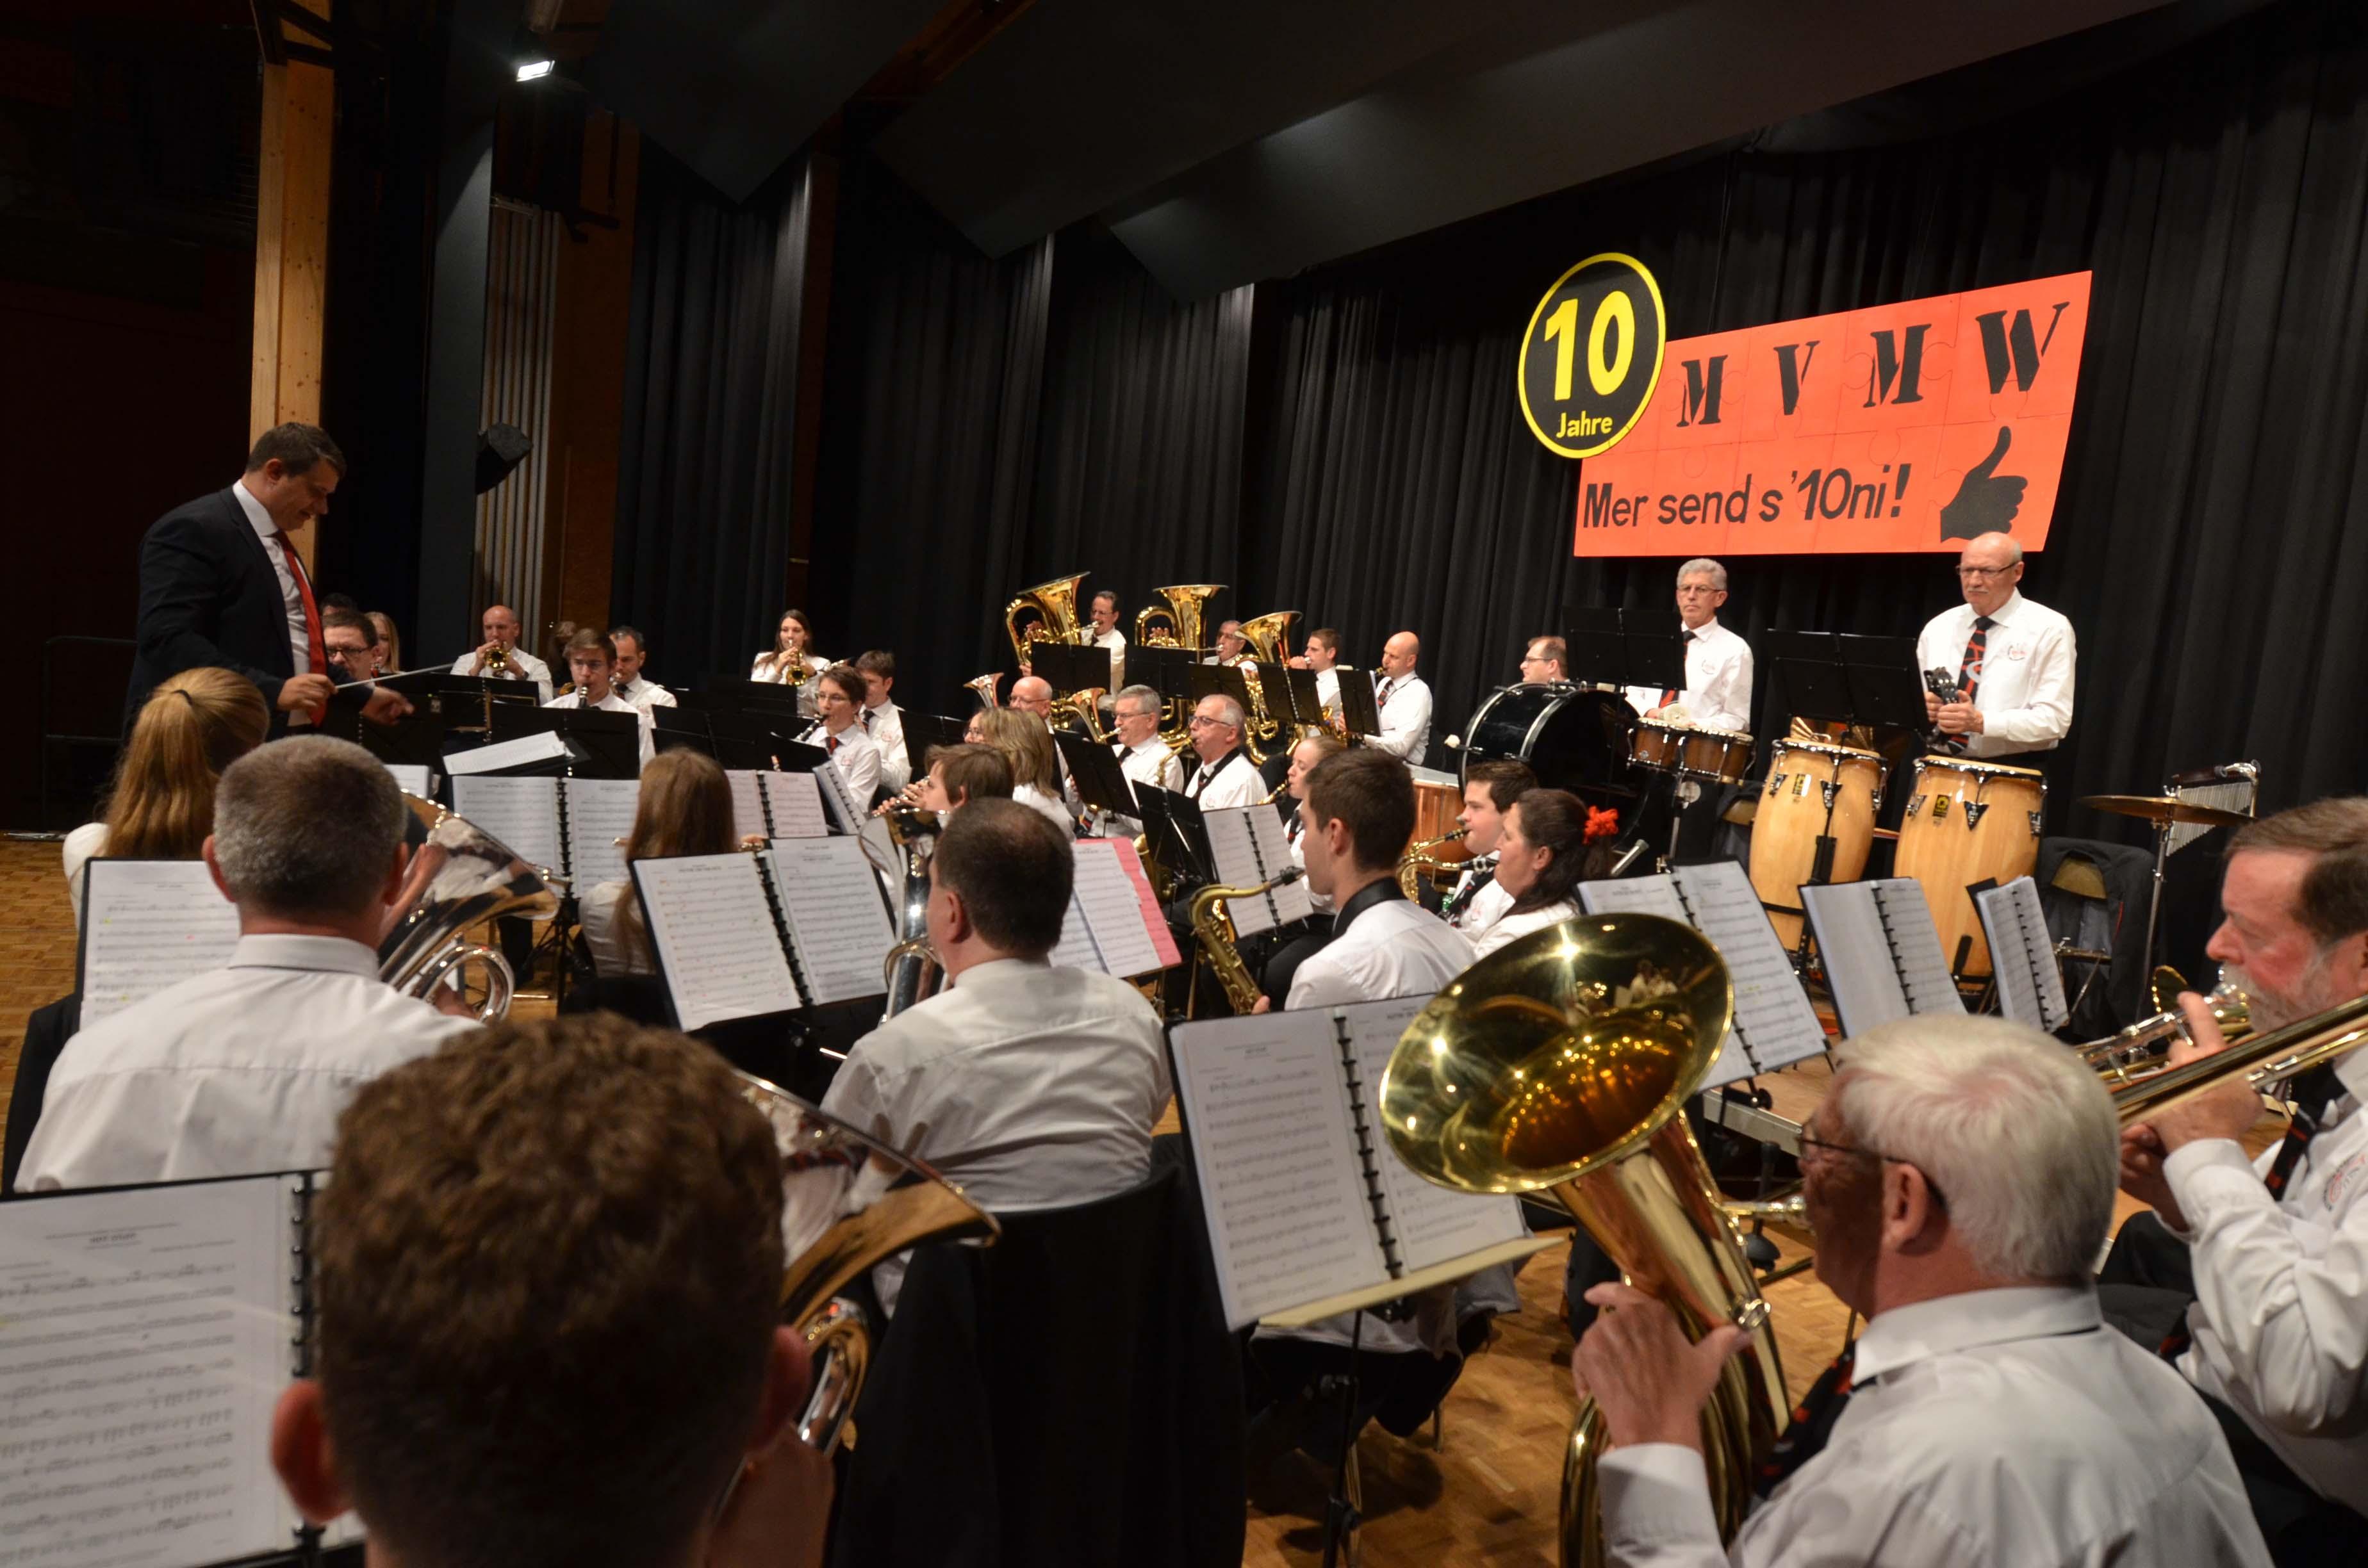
{"left": 1185, "top": 748, "right": 1267, "bottom": 812}
{"left": 1369, "top": 672, "right": 1433, "bottom": 762}
{"left": 547, "top": 688, "right": 657, "bottom": 768}
{"left": 230, "top": 481, "right": 313, "bottom": 686}
{"left": 1598, "top": 1286, "right": 2270, "bottom": 1568}
{"left": 822, "top": 957, "right": 1171, "bottom": 1305}
{"left": 1914, "top": 590, "right": 2076, "bottom": 758}
{"left": 578, "top": 879, "right": 655, "bottom": 978}
{"left": 800, "top": 721, "right": 881, "bottom": 806}
{"left": 1087, "top": 626, "right": 1128, "bottom": 690}
{"left": 1467, "top": 898, "right": 1579, "bottom": 960}
{"left": 1014, "top": 782, "right": 1075, "bottom": 834}
{"left": 1313, "top": 667, "right": 1342, "bottom": 718}
{"left": 752, "top": 652, "right": 826, "bottom": 717}
{"left": 861, "top": 700, "right": 910, "bottom": 792}
{"left": 1117, "top": 737, "right": 1187, "bottom": 797}
{"left": 2163, "top": 1047, "right": 2368, "bottom": 1511}
{"left": 1288, "top": 895, "right": 1474, "bottom": 1013}
{"left": 616, "top": 676, "right": 677, "bottom": 712}
{"left": 60, "top": 821, "right": 107, "bottom": 926}
{"left": 17, "top": 934, "right": 478, "bottom": 1191}
{"left": 1280, "top": 809, "right": 1336, "bottom": 913}
{"left": 1622, "top": 616, "right": 1754, "bottom": 734}
{"left": 452, "top": 644, "right": 555, "bottom": 704}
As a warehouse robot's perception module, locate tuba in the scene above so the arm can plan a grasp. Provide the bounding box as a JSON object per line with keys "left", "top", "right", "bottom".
{"left": 1188, "top": 867, "right": 1304, "bottom": 1017}
{"left": 734, "top": 1074, "right": 999, "bottom": 1451}
{"left": 378, "top": 804, "right": 566, "bottom": 1019}
{"left": 1136, "top": 584, "right": 1226, "bottom": 657}
{"left": 965, "top": 671, "right": 1003, "bottom": 709}
{"left": 878, "top": 804, "right": 944, "bottom": 1018}
{"left": 1233, "top": 610, "right": 1301, "bottom": 761}
{"left": 1004, "top": 573, "right": 1089, "bottom": 666}
{"left": 1381, "top": 915, "right": 1786, "bottom": 1567}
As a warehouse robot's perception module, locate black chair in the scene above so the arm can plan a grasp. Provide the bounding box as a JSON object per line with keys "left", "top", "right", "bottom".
{"left": 4, "top": 995, "right": 80, "bottom": 1195}
{"left": 828, "top": 1153, "right": 1245, "bottom": 1568}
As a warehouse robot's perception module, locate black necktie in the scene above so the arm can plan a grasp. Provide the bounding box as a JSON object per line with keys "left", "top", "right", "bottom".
{"left": 1443, "top": 861, "right": 1497, "bottom": 923}
{"left": 1754, "top": 1344, "right": 1857, "bottom": 1497}
{"left": 1660, "top": 631, "right": 1694, "bottom": 708}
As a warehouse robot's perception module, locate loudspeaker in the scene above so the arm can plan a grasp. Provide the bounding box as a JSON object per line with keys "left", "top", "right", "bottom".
{"left": 475, "top": 423, "right": 532, "bottom": 494}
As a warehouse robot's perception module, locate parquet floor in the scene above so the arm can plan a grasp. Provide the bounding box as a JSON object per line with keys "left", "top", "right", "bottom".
{"left": 0, "top": 838, "right": 2275, "bottom": 1566}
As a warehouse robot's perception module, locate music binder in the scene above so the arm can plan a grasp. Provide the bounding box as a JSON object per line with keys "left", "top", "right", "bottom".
{"left": 1200, "top": 803, "right": 1313, "bottom": 936}
{"left": 449, "top": 776, "right": 640, "bottom": 894}
{"left": 0, "top": 1169, "right": 367, "bottom": 1567}
{"left": 76, "top": 859, "right": 242, "bottom": 1029}
{"left": 1974, "top": 876, "right": 2071, "bottom": 1032}
{"left": 1578, "top": 860, "right": 1830, "bottom": 1086}
{"left": 632, "top": 840, "right": 897, "bottom": 1030}
{"left": 1799, "top": 878, "right": 1967, "bottom": 1038}
{"left": 724, "top": 768, "right": 830, "bottom": 842}
{"left": 1047, "top": 838, "right": 1182, "bottom": 978}
{"left": 1169, "top": 995, "right": 1544, "bottom": 1332}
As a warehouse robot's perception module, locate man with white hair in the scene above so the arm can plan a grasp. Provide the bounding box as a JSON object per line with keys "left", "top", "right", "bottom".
{"left": 1183, "top": 692, "right": 1265, "bottom": 811}
{"left": 1573, "top": 1015, "right": 2269, "bottom": 1567}
{"left": 2105, "top": 797, "right": 2368, "bottom": 1560}
{"left": 19, "top": 737, "right": 477, "bottom": 1189}
{"left": 1915, "top": 530, "right": 2075, "bottom": 765}
{"left": 1368, "top": 630, "right": 1432, "bottom": 763}
{"left": 1622, "top": 558, "right": 1752, "bottom": 731}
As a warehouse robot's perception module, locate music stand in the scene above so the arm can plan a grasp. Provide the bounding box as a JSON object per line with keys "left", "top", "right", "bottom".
{"left": 1033, "top": 640, "right": 1119, "bottom": 697}
{"left": 652, "top": 706, "right": 717, "bottom": 758}
{"left": 1137, "top": 785, "right": 1211, "bottom": 883}
{"left": 1335, "top": 668, "right": 1382, "bottom": 739}
{"left": 903, "top": 714, "right": 971, "bottom": 768}
{"left": 1057, "top": 732, "right": 1137, "bottom": 818}
{"left": 1187, "top": 662, "right": 1256, "bottom": 717}
{"left": 489, "top": 704, "right": 641, "bottom": 780}
{"left": 1838, "top": 634, "right": 1931, "bottom": 731}
{"left": 1563, "top": 607, "right": 1688, "bottom": 693}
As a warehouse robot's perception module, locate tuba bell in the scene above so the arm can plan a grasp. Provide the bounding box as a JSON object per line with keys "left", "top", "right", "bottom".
{"left": 878, "top": 804, "right": 944, "bottom": 1018}
{"left": 378, "top": 803, "right": 566, "bottom": 1019}
{"left": 1381, "top": 915, "right": 1786, "bottom": 1567}
{"left": 965, "top": 671, "right": 1003, "bottom": 709}
{"left": 1136, "top": 584, "right": 1226, "bottom": 657}
{"left": 1004, "top": 573, "right": 1089, "bottom": 666}
{"left": 1231, "top": 610, "right": 1301, "bottom": 762}
{"left": 734, "top": 1073, "right": 999, "bottom": 1451}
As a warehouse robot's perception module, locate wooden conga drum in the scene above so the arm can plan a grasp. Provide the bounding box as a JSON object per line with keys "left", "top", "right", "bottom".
{"left": 1892, "top": 755, "right": 2046, "bottom": 978}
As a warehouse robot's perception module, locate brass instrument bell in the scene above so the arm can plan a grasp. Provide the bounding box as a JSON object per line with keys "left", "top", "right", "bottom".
{"left": 1135, "top": 584, "right": 1226, "bottom": 657}
{"left": 1003, "top": 573, "right": 1090, "bottom": 666}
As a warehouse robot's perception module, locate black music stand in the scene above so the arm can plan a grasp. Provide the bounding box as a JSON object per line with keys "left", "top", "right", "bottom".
{"left": 903, "top": 714, "right": 971, "bottom": 769}
{"left": 1032, "top": 640, "right": 1120, "bottom": 697}
{"left": 1187, "top": 662, "right": 1256, "bottom": 717}
{"left": 1137, "top": 785, "right": 1211, "bottom": 883}
{"left": 1057, "top": 732, "right": 1137, "bottom": 819}
{"left": 652, "top": 705, "right": 717, "bottom": 758}
{"left": 489, "top": 703, "right": 642, "bottom": 780}
{"left": 1334, "top": 668, "right": 1382, "bottom": 740}
{"left": 1254, "top": 662, "right": 1328, "bottom": 732}
{"left": 1128, "top": 644, "right": 1194, "bottom": 703}
{"left": 1563, "top": 606, "right": 1687, "bottom": 693}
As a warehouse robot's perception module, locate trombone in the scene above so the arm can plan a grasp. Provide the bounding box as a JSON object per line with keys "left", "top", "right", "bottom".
{"left": 2077, "top": 967, "right": 2251, "bottom": 1086}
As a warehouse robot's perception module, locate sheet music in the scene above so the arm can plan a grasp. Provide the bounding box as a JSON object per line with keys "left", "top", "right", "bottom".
{"left": 726, "top": 769, "right": 773, "bottom": 841}
{"left": 764, "top": 771, "right": 830, "bottom": 839}
{"left": 633, "top": 855, "right": 803, "bottom": 1029}
{"left": 1975, "top": 876, "right": 2069, "bottom": 1031}
{"left": 1342, "top": 999, "right": 1528, "bottom": 1273}
{"left": 1577, "top": 873, "right": 1756, "bottom": 1079}
{"left": 1248, "top": 806, "right": 1313, "bottom": 924}
{"left": 1170, "top": 1011, "right": 1389, "bottom": 1328}
{"left": 0, "top": 1175, "right": 295, "bottom": 1566}
{"left": 1067, "top": 840, "right": 1169, "bottom": 978}
{"left": 1873, "top": 879, "right": 1966, "bottom": 1016}
{"left": 1106, "top": 837, "right": 1181, "bottom": 968}
{"left": 442, "top": 730, "right": 569, "bottom": 774}
{"left": 383, "top": 762, "right": 433, "bottom": 796}
{"left": 79, "top": 861, "right": 240, "bottom": 1029}
{"left": 1673, "top": 862, "right": 1830, "bottom": 1082}
{"left": 1050, "top": 893, "right": 1108, "bottom": 972}
{"left": 765, "top": 840, "right": 896, "bottom": 1005}
{"left": 450, "top": 776, "right": 563, "bottom": 877}
{"left": 812, "top": 760, "right": 863, "bottom": 835}
{"left": 562, "top": 778, "right": 639, "bottom": 888}
{"left": 1798, "top": 883, "right": 1911, "bottom": 1038}
{"left": 1200, "top": 804, "right": 1308, "bottom": 937}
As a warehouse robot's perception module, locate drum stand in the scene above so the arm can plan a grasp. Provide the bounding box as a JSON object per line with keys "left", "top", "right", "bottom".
{"left": 1665, "top": 775, "right": 1701, "bottom": 867}
{"left": 2141, "top": 813, "right": 2175, "bottom": 972}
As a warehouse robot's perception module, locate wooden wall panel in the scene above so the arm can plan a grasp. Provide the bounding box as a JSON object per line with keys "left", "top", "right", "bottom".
{"left": 250, "top": 8, "right": 334, "bottom": 569}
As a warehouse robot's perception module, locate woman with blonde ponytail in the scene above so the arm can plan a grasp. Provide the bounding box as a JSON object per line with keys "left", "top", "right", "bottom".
{"left": 64, "top": 668, "right": 270, "bottom": 920}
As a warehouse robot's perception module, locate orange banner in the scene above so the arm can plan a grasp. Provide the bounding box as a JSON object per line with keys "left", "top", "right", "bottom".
{"left": 1572, "top": 272, "right": 2091, "bottom": 555}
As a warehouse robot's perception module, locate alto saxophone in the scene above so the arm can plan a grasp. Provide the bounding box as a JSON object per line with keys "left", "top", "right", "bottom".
{"left": 1395, "top": 827, "right": 1468, "bottom": 900}
{"left": 1188, "top": 867, "right": 1305, "bottom": 1015}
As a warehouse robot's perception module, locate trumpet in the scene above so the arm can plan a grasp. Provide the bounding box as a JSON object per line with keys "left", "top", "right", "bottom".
{"left": 484, "top": 642, "right": 510, "bottom": 676}
{"left": 1189, "top": 867, "right": 1304, "bottom": 1016}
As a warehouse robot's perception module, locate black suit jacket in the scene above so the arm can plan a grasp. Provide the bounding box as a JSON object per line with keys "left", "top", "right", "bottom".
{"left": 126, "top": 486, "right": 299, "bottom": 728}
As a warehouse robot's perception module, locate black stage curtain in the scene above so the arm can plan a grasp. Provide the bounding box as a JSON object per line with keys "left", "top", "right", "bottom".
{"left": 641, "top": 0, "right": 2368, "bottom": 813}
{"left": 611, "top": 143, "right": 814, "bottom": 683}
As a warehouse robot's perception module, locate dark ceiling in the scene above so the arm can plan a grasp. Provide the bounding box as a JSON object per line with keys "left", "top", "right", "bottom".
{"left": 589, "top": 0, "right": 2224, "bottom": 297}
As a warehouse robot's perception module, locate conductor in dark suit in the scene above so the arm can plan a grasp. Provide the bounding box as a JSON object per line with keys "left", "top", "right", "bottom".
{"left": 127, "top": 423, "right": 408, "bottom": 733}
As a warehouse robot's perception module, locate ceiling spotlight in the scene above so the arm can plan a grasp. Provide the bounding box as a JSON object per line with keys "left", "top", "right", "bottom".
{"left": 516, "top": 58, "right": 556, "bottom": 82}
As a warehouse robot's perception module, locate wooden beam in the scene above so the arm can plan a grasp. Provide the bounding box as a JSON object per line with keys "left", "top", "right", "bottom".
{"left": 251, "top": 1, "right": 334, "bottom": 568}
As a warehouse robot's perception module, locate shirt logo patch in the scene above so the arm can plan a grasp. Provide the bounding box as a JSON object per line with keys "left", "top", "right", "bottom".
{"left": 2004, "top": 643, "right": 2030, "bottom": 662}
{"left": 2321, "top": 1148, "right": 2368, "bottom": 1212}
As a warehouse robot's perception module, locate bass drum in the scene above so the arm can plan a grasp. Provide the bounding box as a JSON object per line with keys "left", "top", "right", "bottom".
{"left": 1456, "top": 684, "right": 1639, "bottom": 804}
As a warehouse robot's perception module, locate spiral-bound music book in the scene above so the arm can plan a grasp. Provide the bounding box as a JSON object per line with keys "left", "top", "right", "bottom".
{"left": 0, "top": 1170, "right": 365, "bottom": 1566}
{"left": 1798, "top": 878, "right": 1968, "bottom": 1038}
{"left": 631, "top": 841, "right": 900, "bottom": 1028}
{"left": 1578, "top": 859, "right": 1830, "bottom": 1086}
{"left": 1046, "top": 838, "right": 1181, "bottom": 979}
{"left": 723, "top": 769, "right": 828, "bottom": 842}
{"left": 450, "top": 775, "right": 641, "bottom": 890}
{"left": 1973, "top": 876, "right": 2071, "bottom": 1032}
{"left": 1169, "top": 995, "right": 1543, "bottom": 1331}
{"left": 1200, "top": 803, "right": 1311, "bottom": 936}
{"left": 76, "top": 859, "right": 242, "bottom": 1029}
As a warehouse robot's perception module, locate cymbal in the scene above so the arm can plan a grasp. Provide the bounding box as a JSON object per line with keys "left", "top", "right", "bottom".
{"left": 2080, "top": 794, "right": 2253, "bottom": 829}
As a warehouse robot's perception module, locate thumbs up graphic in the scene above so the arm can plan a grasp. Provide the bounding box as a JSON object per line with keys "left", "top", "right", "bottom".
{"left": 1939, "top": 426, "right": 2028, "bottom": 541}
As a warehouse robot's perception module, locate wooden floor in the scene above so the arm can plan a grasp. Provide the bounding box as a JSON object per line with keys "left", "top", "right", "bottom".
{"left": 0, "top": 837, "right": 2271, "bottom": 1567}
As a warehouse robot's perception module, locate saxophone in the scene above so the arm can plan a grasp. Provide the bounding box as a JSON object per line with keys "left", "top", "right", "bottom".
{"left": 1395, "top": 827, "right": 1468, "bottom": 900}
{"left": 1189, "top": 867, "right": 1304, "bottom": 1015}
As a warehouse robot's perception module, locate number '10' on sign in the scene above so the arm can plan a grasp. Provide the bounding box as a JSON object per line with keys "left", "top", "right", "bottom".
{"left": 1517, "top": 253, "right": 1666, "bottom": 461}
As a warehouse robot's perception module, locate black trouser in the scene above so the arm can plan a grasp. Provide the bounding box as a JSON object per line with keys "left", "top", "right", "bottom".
{"left": 2098, "top": 1213, "right": 2367, "bottom": 1567}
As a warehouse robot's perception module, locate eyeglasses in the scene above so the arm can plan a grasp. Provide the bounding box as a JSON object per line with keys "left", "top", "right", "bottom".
{"left": 1955, "top": 565, "right": 2014, "bottom": 580}
{"left": 1796, "top": 1134, "right": 1948, "bottom": 1207}
{"left": 1188, "top": 715, "right": 1228, "bottom": 728}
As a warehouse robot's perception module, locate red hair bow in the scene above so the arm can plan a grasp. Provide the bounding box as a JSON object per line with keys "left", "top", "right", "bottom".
{"left": 1584, "top": 806, "right": 1621, "bottom": 844}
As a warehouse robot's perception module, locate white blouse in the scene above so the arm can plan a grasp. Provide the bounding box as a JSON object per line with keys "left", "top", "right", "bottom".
{"left": 1015, "top": 783, "right": 1076, "bottom": 835}
{"left": 61, "top": 821, "right": 108, "bottom": 925}
{"left": 1466, "top": 897, "right": 1579, "bottom": 960}
{"left": 578, "top": 879, "right": 656, "bottom": 978}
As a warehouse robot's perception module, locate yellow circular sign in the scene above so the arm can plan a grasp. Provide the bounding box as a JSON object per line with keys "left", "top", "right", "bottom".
{"left": 1517, "top": 253, "right": 1666, "bottom": 459}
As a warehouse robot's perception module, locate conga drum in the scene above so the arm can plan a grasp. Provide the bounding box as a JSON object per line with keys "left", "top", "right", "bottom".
{"left": 1748, "top": 740, "right": 1885, "bottom": 950}
{"left": 1892, "top": 755, "right": 2046, "bottom": 978}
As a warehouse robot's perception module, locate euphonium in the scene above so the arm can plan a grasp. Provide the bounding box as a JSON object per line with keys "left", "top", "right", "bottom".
{"left": 1189, "top": 867, "right": 1304, "bottom": 1016}
{"left": 1136, "top": 583, "right": 1226, "bottom": 656}
{"left": 734, "top": 1073, "right": 999, "bottom": 1451}
{"left": 1381, "top": 915, "right": 1786, "bottom": 1568}
{"left": 377, "top": 805, "right": 566, "bottom": 1020}
{"left": 1397, "top": 827, "right": 1470, "bottom": 901}
{"left": 965, "top": 671, "right": 1003, "bottom": 708}
{"left": 2112, "top": 988, "right": 2368, "bottom": 1127}
{"left": 1004, "top": 573, "right": 1089, "bottom": 665}
{"left": 879, "top": 804, "right": 944, "bottom": 1018}
{"left": 2079, "top": 967, "right": 2251, "bottom": 1085}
